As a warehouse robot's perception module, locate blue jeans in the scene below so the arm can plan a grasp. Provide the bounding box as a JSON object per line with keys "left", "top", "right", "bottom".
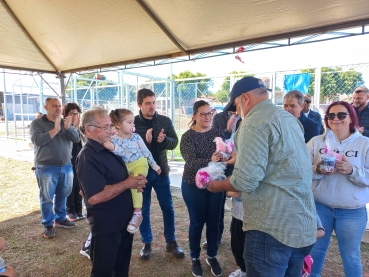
{"left": 181, "top": 179, "right": 224, "bottom": 258}
{"left": 244, "top": 230, "right": 313, "bottom": 277}
{"left": 139, "top": 168, "right": 176, "bottom": 243}
{"left": 35, "top": 163, "right": 73, "bottom": 227}
{"left": 310, "top": 201, "right": 367, "bottom": 277}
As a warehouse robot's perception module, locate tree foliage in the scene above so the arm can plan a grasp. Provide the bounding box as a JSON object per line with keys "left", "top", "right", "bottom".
{"left": 170, "top": 70, "right": 213, "bottom": 98}
{"left": 215, "top": 90, "right": 229, "bottom": 104}
{"left": 301, "top": 67, "right": 364, "bottom": 102}
{"left": 67, "top": 73, "right": 118, "bottom": 105}
{"left": 220, "top": 71, "right": 253, "bottom": 92}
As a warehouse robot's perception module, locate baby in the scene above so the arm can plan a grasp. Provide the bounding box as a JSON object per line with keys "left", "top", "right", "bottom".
{"left": 103, "top": 109, "right": 160, "bottom": 234}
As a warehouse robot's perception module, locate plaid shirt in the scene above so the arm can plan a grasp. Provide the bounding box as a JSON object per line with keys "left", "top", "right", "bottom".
{"left": 231, "top": 99, "right": 316, "bottom": 248}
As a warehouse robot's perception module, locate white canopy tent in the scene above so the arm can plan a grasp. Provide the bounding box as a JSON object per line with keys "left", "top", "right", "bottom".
{"left": 1, "top": 0, "right": 369, "bottom": 75}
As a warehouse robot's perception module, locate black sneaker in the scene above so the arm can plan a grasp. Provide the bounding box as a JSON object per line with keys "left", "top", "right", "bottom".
{"left": 66, "top": 213, "right": 79, "bottom": 221}
{"left": 54, "top": 219, "right": 76, "bottom": 229}
{"left": 76, "top": 212, "right": 86, "bottom": 219}
{"left": 43, "top": 226, "right": 55, "bottom": 238}
{"left": 140, "top": 243, "right": 151, "bottom": 260}
{"left": 206, "top": 257, "right": 222, "bottom": 276}
{"left": 80, "top": 243, "right": 90, "bottom": 259}
{"left": 192, "top": 258, "right": 204, "bottom": 277}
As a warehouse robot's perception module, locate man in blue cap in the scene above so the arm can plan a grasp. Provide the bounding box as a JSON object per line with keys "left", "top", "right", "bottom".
{"left": 206, "top": 76, "right": 316, "bottom": 277}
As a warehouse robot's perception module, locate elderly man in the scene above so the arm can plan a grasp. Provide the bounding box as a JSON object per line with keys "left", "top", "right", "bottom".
{"left": 134, "top": 88, "right": 184, "bottom": 260}
{"left": 76, "top": 107, "right": 147, "bottom": 277}
{"left": 29, "top": 98, "right": 80, "bottom": 238}
{"left": 284, "top": 90, "right": 321, "bottom": 143}
{"left": 352, "top": 86, "right": 369, "bottom": 137}
{"left": 207, "top": 76, "right": 316, "bottom": 277}
{"left": 303, "top": 94, "right": 324, "bottom": 134}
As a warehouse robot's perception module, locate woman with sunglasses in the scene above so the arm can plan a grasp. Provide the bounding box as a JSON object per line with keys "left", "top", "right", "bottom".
{"left": 180, "top": 100, "right": 225, "bottom": 277}
{"left": 307, "top": 101, "right": 369, "bottom": 277}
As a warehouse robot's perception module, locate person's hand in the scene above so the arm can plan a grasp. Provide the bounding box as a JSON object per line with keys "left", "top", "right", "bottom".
{"left": 316, "top": 229, "right": 325, "bottom": 239}
{"left": 54, "top": 116, "right": 62, "bottom": 132}
{"left": 103, "top": 141, "right": 115, "bottom": 151}
{"left": 226, "top": 191, "right": 241, "bottom": 198}
{"left": 336, "top": 156, "right": 353, "bottom": 175}
{"left": 227, "top": 152, "right": 236, "bottom": 165}
{"left": 358, "top": 127, "right": 364, "bottom": 134}
{"left": 146, "top": 128, "right": 153, "bottom": 143}
{"left": 72, "top": 114, "right": 80, "bottom": 127}
{"left": 157, "top": 128, "right": 166, "bottom": 143}
{"left": 126, "top": 173, "right": 147, "bottom": 192}
{"left": 63, "top": 116, "right": 72, "bottom": 130}
{"left": 227, "top": 114, "right": 238, "bottom": 132}
{"left": 206, "top": 180, "right": 223, "bottom": 193}
{"left": 156, "top": 168, "right": 161, "bottom": 175}
{"left": 212, "top": 152, "right": 223, "bottom": 162}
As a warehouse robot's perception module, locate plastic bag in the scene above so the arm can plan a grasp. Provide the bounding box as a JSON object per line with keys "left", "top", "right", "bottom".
{"left": 214, "top": 137, "right": 235, "bottom": 160}
{"left": 195, "top": 162, "right": 227, "bottom": 189}
{"left": 319, "top": 130, "right": 343, "bottom": 172}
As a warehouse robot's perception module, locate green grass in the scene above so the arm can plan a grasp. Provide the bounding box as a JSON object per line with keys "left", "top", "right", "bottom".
{"left": 1, "top": 156, "right": 369, "bottom": 276}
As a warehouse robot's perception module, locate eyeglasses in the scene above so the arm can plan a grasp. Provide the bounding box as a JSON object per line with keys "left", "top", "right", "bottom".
{"left": 304, "top": 99, "right": 311, "bottom": 104}
{"left": 69, "top": 112, "right": 80, "bottom": 116}
{"left": 87, "top": 124, "right": 114, "bottom": 132}
{"left": 325, "top": 112, "right": 349, "bottom": 120}
{"left": 198, "top": 112, "right": 213, "bottom": 118}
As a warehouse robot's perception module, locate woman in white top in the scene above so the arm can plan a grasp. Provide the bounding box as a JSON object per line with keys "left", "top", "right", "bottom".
{"left": 307, "top": 101, "right": 369, "bottom": 277}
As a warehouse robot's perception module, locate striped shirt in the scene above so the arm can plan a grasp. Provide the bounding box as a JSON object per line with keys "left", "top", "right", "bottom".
{"left": 230, "top": 99, "right": 316, "bottom": 248}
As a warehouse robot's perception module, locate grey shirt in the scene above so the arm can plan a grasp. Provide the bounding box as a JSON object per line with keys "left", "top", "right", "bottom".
{"left": 29, "top": 115, "right": 80, "bottom": 166}
{"left": 230, "top": 99, "right": 316, "bottom": 248}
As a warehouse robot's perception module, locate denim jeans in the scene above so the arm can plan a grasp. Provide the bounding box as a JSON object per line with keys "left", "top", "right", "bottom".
{"left": 310, "top": 201, "right": 367, "bottom": 277}
{"left": 181, "top": 179, "right": 224, "bottom": 258}
{"left": 139, "top": 168, "right": 176, "bottom": 243}
{"left": 244, "top": 230, "right": 313, "bottom": 277}
{"left": 35, "top": 163, "right": 73, "bottom": 227}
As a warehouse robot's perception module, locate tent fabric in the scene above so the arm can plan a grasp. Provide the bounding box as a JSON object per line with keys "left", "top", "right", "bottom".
{"left": 1, "top": 0, "right": 369, "bottom": 73}
{"left": 283, "top": 73, "right": 311, "bottom": 94}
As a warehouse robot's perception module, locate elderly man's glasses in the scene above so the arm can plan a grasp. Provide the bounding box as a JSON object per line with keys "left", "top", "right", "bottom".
{"left": 198, "top": 112, "right": 213, "bottom": 118}
{"left": 304, "top": 99, "right": 311, "bottom": 104}
{"left": 325, "top": 112, "right": 348, "bottom": 120}
{"left": 87, "top": 124, "right": 114, "bottom": 132}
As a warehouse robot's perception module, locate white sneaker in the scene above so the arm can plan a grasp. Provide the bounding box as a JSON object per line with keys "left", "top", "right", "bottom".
{"left": 229, "top": 268, "right": 246, "bottom": 277}
{"left": 127, "top": 214, "right": 143, "bottom": 234}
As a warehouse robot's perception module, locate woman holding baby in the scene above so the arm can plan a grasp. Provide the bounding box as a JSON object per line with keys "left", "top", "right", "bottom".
{"left": 307, "top": 101, "right": 369, "bottom": 277}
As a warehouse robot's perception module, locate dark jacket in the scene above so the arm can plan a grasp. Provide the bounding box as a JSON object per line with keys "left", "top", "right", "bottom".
{"left": 299, "top": 112, "right": 321, "bottom": 143}
{"left": 211, "top": 111, "right": 242, "bottom": 139}
{"left": 355, "top": 104, "right": 369, "bottom": 138}
{"left": 134, "top": 110, "right": 178, "bottom": 176}
{"left": 308, "top": 109, "right": 324, "bottom": 135}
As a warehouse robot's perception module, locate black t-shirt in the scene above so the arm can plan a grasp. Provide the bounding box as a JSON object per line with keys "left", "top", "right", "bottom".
{"left": 76, "top": 139, "right": 133, "bottom": 236}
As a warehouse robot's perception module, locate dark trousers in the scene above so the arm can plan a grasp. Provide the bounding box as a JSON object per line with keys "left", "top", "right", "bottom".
{"left": 230, "top": 217, "right": 246, "bottom": 272}
{"left": 182, "top": 179, "right": 224, "bottom": 258}
{"left": 218, "top": 192, "right": 226, "bottom": 242}
{"left": 244, "top": 230, "right": 313, "bottom": 277}
{"left": 66, "top": 168, "right": 83, "bottom": 215}
{"left": 90, "top": 229, "right": 133, "bottom": 277}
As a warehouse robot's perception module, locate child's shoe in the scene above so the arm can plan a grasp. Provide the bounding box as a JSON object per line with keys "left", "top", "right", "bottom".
{"left": 127, "top": 214, "right": 143, "bottom": 234}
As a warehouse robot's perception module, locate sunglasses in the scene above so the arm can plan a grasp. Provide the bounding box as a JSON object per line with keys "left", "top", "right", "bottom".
{"left": 325, "top": 112, "right": 348, "bottom": 120}
{"left": 304, "top": 99, "right": 311, "bottom": 104}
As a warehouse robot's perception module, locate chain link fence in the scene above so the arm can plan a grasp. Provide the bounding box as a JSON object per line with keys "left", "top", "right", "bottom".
{"left": 2, "top": 62, "right": 369, "bottom": 159}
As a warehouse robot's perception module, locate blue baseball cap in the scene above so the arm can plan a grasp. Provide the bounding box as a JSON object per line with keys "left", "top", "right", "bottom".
{"left": 224, "top": 76, "right": 269, "bottom": 112}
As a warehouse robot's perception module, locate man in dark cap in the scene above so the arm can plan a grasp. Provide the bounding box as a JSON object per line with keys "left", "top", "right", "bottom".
{"left": 207, "top": 76, "right": 316, "bottom": 277}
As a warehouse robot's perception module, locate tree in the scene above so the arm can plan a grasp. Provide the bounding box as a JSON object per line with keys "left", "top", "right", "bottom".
{"left": 215, "top": 90, "right": 228, "bottom": 104}
{"left": 220, "top": 71, "right": 253, "bottom": 92}
{"left": 301, "top": 67, "right": 364, "bottom": 102}
{"left": 170, "top": 70, "right": 213, "bottom": 98}
{"left": 67, "top": 73, "right": 119, "bottom": 105}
